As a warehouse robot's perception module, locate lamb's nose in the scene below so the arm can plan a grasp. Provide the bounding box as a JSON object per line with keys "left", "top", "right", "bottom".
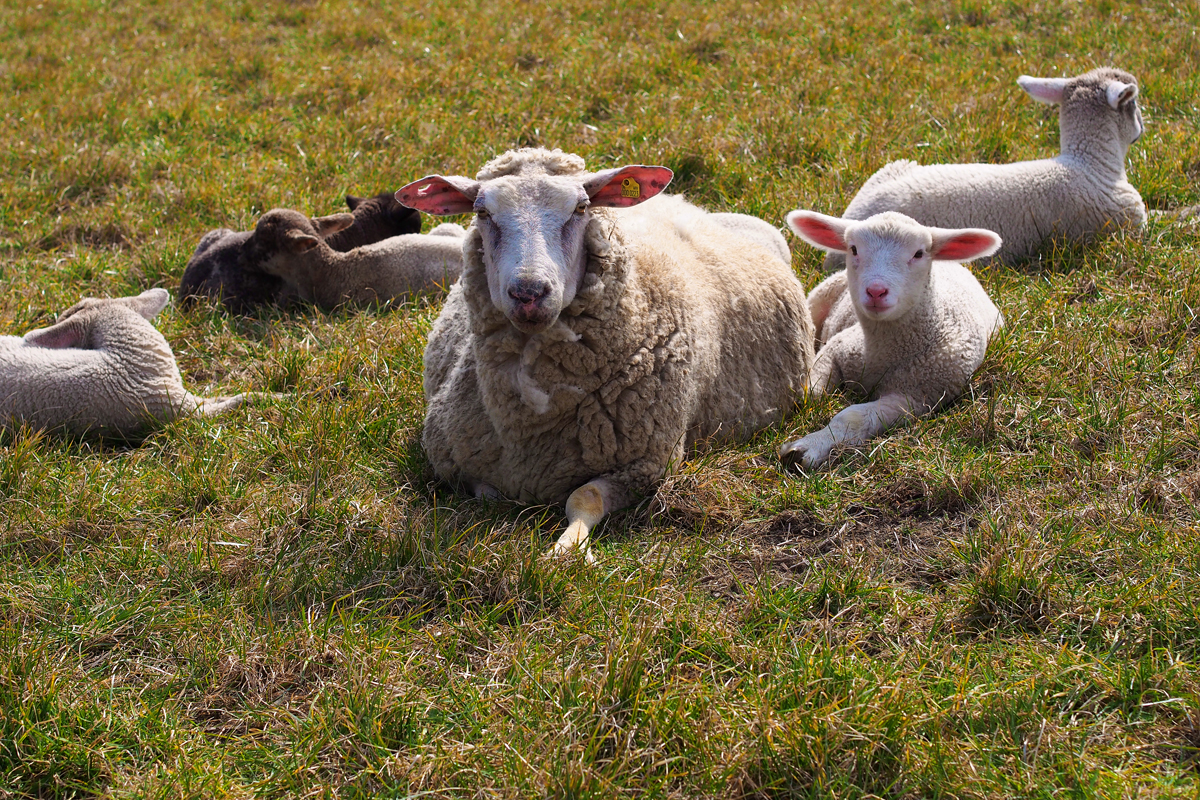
{"left": 866, "top": 283, "right": 889, "bottom": 301}
{"left": 508, "top": 282, "right": 550, "bottom": 305}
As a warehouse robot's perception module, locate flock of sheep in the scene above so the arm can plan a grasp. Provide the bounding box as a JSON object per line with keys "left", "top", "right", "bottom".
{"left": 0, "top": 67, "right": 1150, "bottom": 562}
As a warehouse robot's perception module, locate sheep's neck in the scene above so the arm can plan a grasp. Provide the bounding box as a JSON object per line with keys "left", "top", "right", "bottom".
{"left": 1059, "top": 119, "right": 1129, "bottom": 182}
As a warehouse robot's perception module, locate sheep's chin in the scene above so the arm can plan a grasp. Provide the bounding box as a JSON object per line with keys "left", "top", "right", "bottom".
{"left": 507, "top": 309, "right": 560, "bottom": 335}
{"left": 857, "top": 303, "right": 900, "bottom": 322}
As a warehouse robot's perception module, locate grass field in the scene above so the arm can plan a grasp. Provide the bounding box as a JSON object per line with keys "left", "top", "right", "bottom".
{"left": 2, "top": 0, "right": 1200, "bottom": 796}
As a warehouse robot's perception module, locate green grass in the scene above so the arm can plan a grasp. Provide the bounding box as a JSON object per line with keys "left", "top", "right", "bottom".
{"left": 2, "top": 0, "right": 1200, "bottom": 796}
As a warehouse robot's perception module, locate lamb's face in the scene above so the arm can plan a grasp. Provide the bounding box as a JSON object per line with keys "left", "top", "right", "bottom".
{"left": 472, "top": 174, "right": 591, "bottom": 334}
{"left": 844, "top": 223, "right": 934, "bottom": 323}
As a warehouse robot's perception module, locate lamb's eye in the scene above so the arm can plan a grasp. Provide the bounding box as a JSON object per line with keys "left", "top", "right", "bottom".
{"left": 575, "top": 202, "right": 588, "bottom": 214}
{"left": 475, "top": 208, "right": 489, "bottom": 219}
{"left": 914, "top": 249, "right": 924, "bottom": 259}
{"left": 850, "top": 245, "right": 858, "bottom": 256}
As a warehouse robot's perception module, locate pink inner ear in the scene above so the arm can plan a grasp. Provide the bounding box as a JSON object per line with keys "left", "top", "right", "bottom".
{"left": 587, "top": 166, "right": 674, "bottom": 208}
{"left": 25, "top": 324, "right": 83, "bottom": 349}
{"left": 395, "top": 176, "right": 477, "bottom": 216}
{"left": 933, "top": 232, "right": 999, "bottom": 261}
{"left": 788, "top": 213, "right": 847, "bottom": 252}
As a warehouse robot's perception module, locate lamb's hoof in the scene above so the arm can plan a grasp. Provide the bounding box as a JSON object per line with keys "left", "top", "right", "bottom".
{"left": 779, "top": 436, "right": 831, "bottom": 471}
{"left": 543, "top": 543, "right": 597, "bottom": 565}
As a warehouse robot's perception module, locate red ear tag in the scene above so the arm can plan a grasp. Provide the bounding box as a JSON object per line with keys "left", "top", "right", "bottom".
{"left": 621, "top": 178, "right": 640, "bottom": 199}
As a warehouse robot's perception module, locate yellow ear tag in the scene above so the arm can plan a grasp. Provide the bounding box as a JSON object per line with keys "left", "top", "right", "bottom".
{"left": 621, "top": 178, "right": 641, "bottom": 198}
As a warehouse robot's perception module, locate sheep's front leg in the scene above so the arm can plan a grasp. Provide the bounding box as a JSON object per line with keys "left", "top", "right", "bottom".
{"left": 780, "top": 393, "right": 915, "bottom": 470}
{"left": 547, "top": 477, "right": 627, "bottom": 564}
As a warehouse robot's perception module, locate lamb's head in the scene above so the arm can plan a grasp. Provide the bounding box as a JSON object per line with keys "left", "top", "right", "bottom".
{"left": 24, "top": 288, "right": 171, "bottom": 349}
{"left": 787, "top": 211, "right": 1001, "bottom": 323}
{"left": 251, "top": 209, "right": 355, "bottom": 270}
{"left": 397, "top": 147, "right": 673, "bottom": 334}
{"left": 1018, "top": 67, "right": 1143, "bottom": 157}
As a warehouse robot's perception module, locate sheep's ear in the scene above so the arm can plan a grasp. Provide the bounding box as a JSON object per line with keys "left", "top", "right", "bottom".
{"left": 1017, "top": 75, "right": 1068, "bottom": 105}
{"left": 785, "top": 210, "right": 849, "bottom": 252}
{"left": 284, "top": 229, "right": 321, "bottom": 253}
{"left": 396, "top": 175, "right": 479, "bottom": 215}
{"left": 128, "top": 288, "right": 171, "bottom": 320}
{"left": 928, "top": 227, "right": 1002, "bottom": 262}
{"left": 1106, "top": 80, "right": 1137, "bottom": 110}
{"left": 345, "top": 194, "right": 364, "bottom": 211}
{"left": 24, "top": 319, "right": 86, "bottom": 349}
{"left": 312, "top": 213, "right": 355, "bottom": 238}
{"left": 584, "top": 166, "right": 673, "bottom": 208}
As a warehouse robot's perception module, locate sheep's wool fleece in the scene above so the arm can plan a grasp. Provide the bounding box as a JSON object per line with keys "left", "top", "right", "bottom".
{"left": 423, "top": 174, "right": 815, "bottom": 505}
{"left": 0, "top": 306, "right": 198, "bottom": 436}
{"left": 810, "top": 260, "right": 1001, "bottom": 412}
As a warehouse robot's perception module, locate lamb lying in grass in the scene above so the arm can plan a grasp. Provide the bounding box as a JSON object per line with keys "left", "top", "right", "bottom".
{"left": 399, "top": 147, "right": 815, "bottom": 562}
{"left": 1, "top": 288, "right": 269, "bottom": 438}
{"left": 179, "top": 191, "right": 423, "bottom": 311}
{"left": 252, "top": 210, "right": 466, "bottom": 310}
{"left": 825, "top": 67, "right": 1146, "bottom": 270}
{"left": 781, "top": 210, "right": 1002, "bottom": 469}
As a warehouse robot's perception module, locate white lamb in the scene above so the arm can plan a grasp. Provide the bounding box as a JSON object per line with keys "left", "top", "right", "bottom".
{"left": 781, "top": 210, "right": 1002, "bottom": 469}
{"left": 398, "top": 147, "right": 815, "bottom": 562}
{"left": 252, "top": 210, "right": 467, "bottom": 310}
{"left": 0, "top": 288, "right": 263, "bottom": 437}
{"left": 824, "top": 67, "right": 1146, "bottom": 270}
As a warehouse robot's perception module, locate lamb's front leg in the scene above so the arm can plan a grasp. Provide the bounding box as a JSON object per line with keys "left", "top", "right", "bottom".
{"left": 780, "top": 392, "right": 915, "bottom": 470}
{"left": 547, "top": 477, "right": 629, "bottom": 564}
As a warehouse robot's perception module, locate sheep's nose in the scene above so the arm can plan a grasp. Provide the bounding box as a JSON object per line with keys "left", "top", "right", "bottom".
{"left": 508, "top": 282, "right": 550, "bottom": 305}
{"left": 865, "top": 283, "right": 889, "bottom": 301}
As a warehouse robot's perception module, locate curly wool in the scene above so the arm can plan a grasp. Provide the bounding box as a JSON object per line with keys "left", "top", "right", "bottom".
{"left": 423, "top": 196, "right": 815, "bottom": 506}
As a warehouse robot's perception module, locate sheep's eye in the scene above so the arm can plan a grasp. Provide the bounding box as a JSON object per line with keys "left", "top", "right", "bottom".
{"left": 575, "top": 202, "right": 588, "bottom": 214}
{"left": 850, "top": 245, "right": 858, "bottom": 256}
{"left": 475, "top": 208, "right": 489, "bottom": 219}
{"left": 914, "top": 249, "right": 924, "bottom": 259}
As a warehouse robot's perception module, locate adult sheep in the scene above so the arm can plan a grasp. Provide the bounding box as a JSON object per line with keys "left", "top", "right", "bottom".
{"left": 1, "top": 288, "right": 270, "bottom": 438}
{"left": 398, "top": 148, "right": 815, "bottom": 562}
{"left": 824, "top": 67, "right": 1146, "bottom": 270}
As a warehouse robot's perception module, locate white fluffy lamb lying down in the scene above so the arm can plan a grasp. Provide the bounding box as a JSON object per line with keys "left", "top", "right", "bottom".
{"left": 825, "top": 67, "right": 1146, "bottom": 270}
{"left": 0, "top": 288, "right": 268, "bottom": 438}
{"left": 781, "top": 210, "right": 1003, "bottom": 470}
{"left": 398, "top": 147, "right": 816, "bottom": 562}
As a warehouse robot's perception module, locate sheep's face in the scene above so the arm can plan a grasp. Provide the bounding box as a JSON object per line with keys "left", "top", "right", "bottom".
{"left": 471, "top": 174, "right": 592, "bottom": 333}
{"left": 788, "top": 210, "right": 1001, "bottom": 325}
{"left": 397, "top": 154, "right": 673, "bottom": 335}
{"left": 844, "top": 226, "right": 936, "bottom": 322}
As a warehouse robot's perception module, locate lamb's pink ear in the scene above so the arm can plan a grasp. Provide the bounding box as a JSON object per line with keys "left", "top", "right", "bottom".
{"left": 284, "top": 229, "right": 321, "bottom": 254}
{"left": 1106, "top": 80, "right": 1137, "bottom": 110}
{"left": 786, "top": 210, "right": 849, "bottom": 253}
{"left": 128, "top": 288, "right": 170, "bottom": 320}
{"left": 396, "top": 175, "right": 479, "bottom": 215}
{"left": 584, "top": 166, "right": 673, "bottom": 208}
{"left": 1017, "top": 75, "right": 1068, "bottom": 105}
{"left": 928, "top": 227, "right": 1002, "bottom": 262}
{"left": 24, "top": 319, "right": 86, "bottom": 349}
{"left": 312, "top": 213, "right": 354, "bottom": 237}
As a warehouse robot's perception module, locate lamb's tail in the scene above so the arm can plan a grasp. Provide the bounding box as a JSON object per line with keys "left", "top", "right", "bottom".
{"left": 193, "top": 392, "right": 286, "bottom": 417}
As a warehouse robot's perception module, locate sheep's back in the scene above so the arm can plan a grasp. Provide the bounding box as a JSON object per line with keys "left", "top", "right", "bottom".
{"left": 0, "top": 326, "right": 192, "bottom": 435}
{"left": 845, "top": 158, "right": 1143, "bottom": 262}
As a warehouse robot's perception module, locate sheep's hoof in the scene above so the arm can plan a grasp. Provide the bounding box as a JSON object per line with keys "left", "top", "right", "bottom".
{"left": 543, "top": 542, "right": 597, "bottom": 565}
{"left": 779, "top": 436, "right": 831, "bottom": 471}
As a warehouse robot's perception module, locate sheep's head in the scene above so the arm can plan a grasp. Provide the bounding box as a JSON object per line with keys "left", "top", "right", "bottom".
{"left": 24, "top": 288, "right": 171, "bottom": 350}
{"left": 787, "top": 210, "right": 1000, "bottom": 323}
{"left": 1018, "top": 67, "right": 1143, "bottom": 154}
{"left": 251, "top": 209, "right": 355, "bottom": 267}
{"left": 397, "top": 149, "right": 672, "bottom": 334}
